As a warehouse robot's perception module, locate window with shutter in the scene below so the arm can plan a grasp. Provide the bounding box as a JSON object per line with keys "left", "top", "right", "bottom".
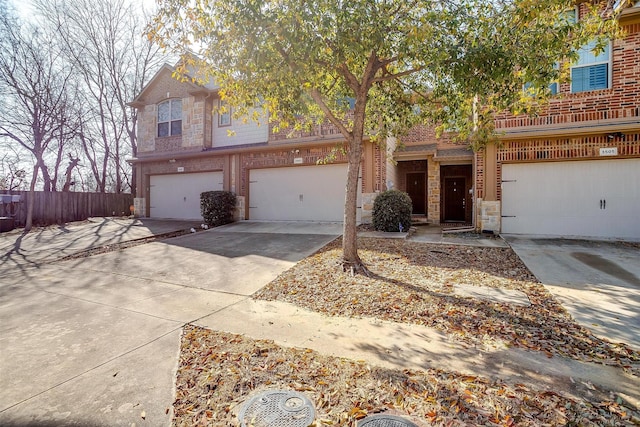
{"left": 571, "top": 41, "right": 611, "bottom": 93}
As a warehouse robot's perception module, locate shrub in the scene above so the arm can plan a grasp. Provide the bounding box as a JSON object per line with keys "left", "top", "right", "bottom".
{"left": 201, "top": 191, "right": 236, "bottom": 227}
{"left": 372, "top": 189, "right": 412, "bottom": 232}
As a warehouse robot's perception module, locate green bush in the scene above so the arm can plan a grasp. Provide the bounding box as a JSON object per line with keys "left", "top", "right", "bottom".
{"left": 201, "top": 191, "right": 236, "bottom": 227}
{"left": 372, "top": 189, "right": 412, "bottom": 232}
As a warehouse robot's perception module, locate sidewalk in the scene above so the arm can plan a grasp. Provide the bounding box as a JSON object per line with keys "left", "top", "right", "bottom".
{"left": 198, "top": 298, "right": 640, "bottom": 409}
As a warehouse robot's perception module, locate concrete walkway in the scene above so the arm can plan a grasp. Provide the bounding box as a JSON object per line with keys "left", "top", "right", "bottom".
{"left": 1, "top": 220, "right": 638, "bottom": 426}
{"left": 199, "top": 299, "right": 640, "bottom": 408}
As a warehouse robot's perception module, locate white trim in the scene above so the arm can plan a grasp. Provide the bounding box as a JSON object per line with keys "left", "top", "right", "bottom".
{"left": 570, "top": 40, "right": 612, "bottom": 93}
{"left": 218, "top": 100, "right": 231, "bottom": 127}
{"left": 157, "top": 98, "right": 182, "bottom": 137}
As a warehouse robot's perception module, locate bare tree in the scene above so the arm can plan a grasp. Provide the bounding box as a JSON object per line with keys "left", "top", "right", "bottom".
{"left": 35, "top": 0, "right": 165, "bottom": 195}
{"left": 0, "top": 147, "right": 27, "bottom": 191}
{"left": 0, "top": 1, "right": 76, "bottom": 230}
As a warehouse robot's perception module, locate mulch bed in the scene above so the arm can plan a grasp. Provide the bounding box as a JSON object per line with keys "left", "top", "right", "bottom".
{"left": 173, "top": 326, "right": 637, "bottom": 426}
{"left": 254, "top": 238, "right": 640, "bottom": 374}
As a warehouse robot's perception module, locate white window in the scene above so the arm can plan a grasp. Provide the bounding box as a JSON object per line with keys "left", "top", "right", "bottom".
{"left": 218, "top": 100, "right": 231, "bottom": 127}
{"left": 157, "top": 99, "right": 182, "bottom": 137}
{"left": 571, "top": 41, "right": 611, "bottom": 93}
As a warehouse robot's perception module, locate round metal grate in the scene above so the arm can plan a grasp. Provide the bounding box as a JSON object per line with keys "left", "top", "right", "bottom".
{"left": 357, "top": 414, "right": 419, "bottom": 427}
{"left": 238, "top": 390, "right": 316, "bottom": 427}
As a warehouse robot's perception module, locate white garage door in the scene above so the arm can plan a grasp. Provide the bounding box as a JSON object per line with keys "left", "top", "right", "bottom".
{"left": 501, "top": 159, "right": 640, "bottom": 239}
{"left": 150, "top": 171, "right": 223, "bottom": 220}
{"left": 249, "top": 164, "right": 359, "bottom": 222}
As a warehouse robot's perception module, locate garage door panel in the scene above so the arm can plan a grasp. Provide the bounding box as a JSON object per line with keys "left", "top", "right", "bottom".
{"left": 150, "top": 172, "right": 223, "bottom": 220}
{"left": 249, "top": 164, "right": 358, "bottom": 222}
{"left": 502, "top": 159, "right": 640, "bottom": 239}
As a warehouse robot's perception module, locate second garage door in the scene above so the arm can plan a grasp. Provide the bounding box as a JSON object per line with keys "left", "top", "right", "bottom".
{"left": 249, "top": 164, "right": 359, "bottom": 222}
{"left": 150, "top": 171, "right": 223, "bottom": 220}
{"left": 501, "top": 158, "right": 640, "bottom": 239}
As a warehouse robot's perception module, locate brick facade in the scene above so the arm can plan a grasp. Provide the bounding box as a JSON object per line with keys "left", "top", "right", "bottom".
{"left": 130, "top": 8, "right": 638, "bottom": 227}
{"left": 478, "top": 8, "right": 640, "bottom": 233}
{"left": 495, "top": 21, "right": 640, "bottom": 130}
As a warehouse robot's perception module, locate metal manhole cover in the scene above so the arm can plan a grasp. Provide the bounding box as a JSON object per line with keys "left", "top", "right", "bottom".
{"left": 357, "top": 414, "right": 418, "bottom": 427}
{"left": 238, "top": 390, "right": 315, "bottom": 427}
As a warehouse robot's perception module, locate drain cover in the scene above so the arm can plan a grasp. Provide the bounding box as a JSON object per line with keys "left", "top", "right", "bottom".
{"left": 238, "top": 390, "right": 315, "bottom": 427}
{"left": 357, "top": 414, "right": 418, "bottom": 427}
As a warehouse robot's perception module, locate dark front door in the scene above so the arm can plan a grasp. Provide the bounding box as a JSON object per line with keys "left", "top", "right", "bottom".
{"left": 406, "top": 172, "right": 426, "bottom": 215}
{"left": 443, "top": 177, "right": 466, "bottom": 222}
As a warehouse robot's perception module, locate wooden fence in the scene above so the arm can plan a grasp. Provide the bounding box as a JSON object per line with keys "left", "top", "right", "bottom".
{"left": 0, "top": 191, "right": 134, "bottom": 227}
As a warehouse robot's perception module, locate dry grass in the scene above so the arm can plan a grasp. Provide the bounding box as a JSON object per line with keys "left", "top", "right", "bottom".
{"left": 255, "top": 238, "right": 640, "bottom": 371}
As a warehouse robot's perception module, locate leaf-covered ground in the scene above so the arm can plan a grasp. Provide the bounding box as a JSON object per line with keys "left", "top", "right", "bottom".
{"left": 173, "top": 326, "right": 637, "bottom": 426}
{"left": 254, "top": 238, "right": 640, "bottom": 374}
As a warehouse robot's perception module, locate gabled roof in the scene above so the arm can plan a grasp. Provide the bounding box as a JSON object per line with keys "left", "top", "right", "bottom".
{"left": 128, "top": 61, "right": 217, "bottom": 108}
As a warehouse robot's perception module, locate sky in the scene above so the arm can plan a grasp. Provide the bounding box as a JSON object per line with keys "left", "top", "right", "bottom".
{"left": 8, "top": 0, "right": 157, "bottom": 20}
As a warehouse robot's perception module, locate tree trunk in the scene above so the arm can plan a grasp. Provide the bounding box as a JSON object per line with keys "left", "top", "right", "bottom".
{"left": 39, "top": 157, "right": 53, "bottom": 192}
{"left": 342, "top": 136, "right": 363, "bottom": 272}
{"left": 62, "top": 155, "right": 80, "bottom": 191}
{"left": 24, "top": 163, "right": 40, "bottom": 232}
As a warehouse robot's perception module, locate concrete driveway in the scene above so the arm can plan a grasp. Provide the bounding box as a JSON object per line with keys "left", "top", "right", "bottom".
{"left": 0, "top": 220, "right": 339, "bottom": 426}
{"left": 505, "top": 236, "right": 640, "bottom": 350}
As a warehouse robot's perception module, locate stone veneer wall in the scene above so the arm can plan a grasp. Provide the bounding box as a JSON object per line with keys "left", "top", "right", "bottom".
{"left": 361, "top": 193, "right": 376, "bottom": 224}
{"left": 476, "top": 199, "right": 501, "bottom": 233}
{"left": 181, "top": 98, "right": 206, "bottom": 148}
{"left": 426, "top": 157, "right": 440, "bottom": 224}
{"left": 133, "top": 197, "right": 146, "bottom": 218}
{"left": 234, "top": 196, "right": 246, "bottom": 221}
{"left": 139, "top": 105, "right": 157, "bottom": 152}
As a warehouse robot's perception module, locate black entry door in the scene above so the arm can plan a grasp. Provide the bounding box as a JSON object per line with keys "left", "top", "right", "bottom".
{"left": 444, "top": 177, "right": 466, "bottom": 221}
{"left": 406, "top": 173, "right": 426, "bottom": 215}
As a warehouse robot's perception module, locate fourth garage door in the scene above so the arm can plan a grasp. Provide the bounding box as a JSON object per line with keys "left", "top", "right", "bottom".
{"left": 501, "top": 159, "right": 640, "bottom": 239}
{"left": 249, "top": 164, "right": 358, "bottom": 222}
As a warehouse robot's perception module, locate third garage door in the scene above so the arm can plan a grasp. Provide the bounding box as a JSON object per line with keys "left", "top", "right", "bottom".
{"left": 501, "top": 158, "right": 640, "bottom": 239}
{"left": 249, "top": 164, "right": 359, "bottom": 222}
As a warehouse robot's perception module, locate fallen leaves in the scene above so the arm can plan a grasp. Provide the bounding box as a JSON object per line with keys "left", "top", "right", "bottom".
{"left": 254, "top": 238, "right": 640, "bottom": 374}
{"left": 172, "top": 327, "right": 638, "bottom": 426}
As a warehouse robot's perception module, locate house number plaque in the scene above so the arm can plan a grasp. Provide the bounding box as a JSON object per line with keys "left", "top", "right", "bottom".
{"left": 599, "top": 147, "right": 618, "bottom": 156}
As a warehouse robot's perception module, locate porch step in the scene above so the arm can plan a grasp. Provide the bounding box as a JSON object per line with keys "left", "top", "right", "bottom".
{"left": 441, "top": 222, "right": 474, "bottom": 233}
{"left": 411, "top": 215, "right": 430, "bottom": 224}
